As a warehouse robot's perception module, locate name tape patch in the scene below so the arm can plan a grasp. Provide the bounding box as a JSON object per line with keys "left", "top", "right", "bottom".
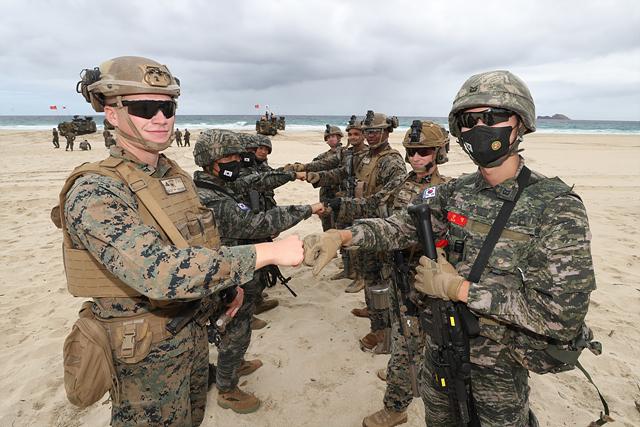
{"left": 160, "top": 177, "right": 187, "bottom": 195}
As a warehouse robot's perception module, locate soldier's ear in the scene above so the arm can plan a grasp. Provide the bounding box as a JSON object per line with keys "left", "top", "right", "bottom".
{"left": 104, "top": 106, "right": 119, "bottom": 129}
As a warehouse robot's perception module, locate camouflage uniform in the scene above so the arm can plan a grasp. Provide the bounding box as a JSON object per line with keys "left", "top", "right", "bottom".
{"left": 347, "top": 143, "right": 406, "bottom": 345}
{"left": 52, "top": 128, "right": 60, "bottom": 148}
{"left": 65, "top": 132, "right": 75, "bottom": 151}
{"left": 192, "top": 130, "right": 311, "bottom": 395}
{"left": 306, "top": 143, "right": 344, "bottom": 230}
{"left": 348, "top": 157, "right": 595, "bottom": 426}
{"left": 64, "top": 147, "right": 256, "bottom": 426}
{"left": 183, "top": 129, "right": 191, "bottom": 147}
{"left": 174, "top": 128, "right": 183, "bottom": 147}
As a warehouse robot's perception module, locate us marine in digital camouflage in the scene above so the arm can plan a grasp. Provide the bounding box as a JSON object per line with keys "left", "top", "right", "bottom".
{"left": 306, "top": 115, "right": 369, "bottom": 289}
{"left": 55, "top": 56, "right": 303, "bottom": 427}
{"left": 192, "top": 129, "right": 325, "bottom": 414}
{"left": 304, "top": 71, "right": 602, "bottom": 426}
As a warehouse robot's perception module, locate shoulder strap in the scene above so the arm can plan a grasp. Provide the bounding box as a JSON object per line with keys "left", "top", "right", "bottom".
{"left": 114, "top": 162, "right": 189, "bottom": 249}
{"left": 467, "top": 166, "right": 531, "bottom": 283}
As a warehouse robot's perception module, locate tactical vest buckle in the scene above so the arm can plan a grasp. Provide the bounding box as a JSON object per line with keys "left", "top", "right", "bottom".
{"left": 121, "top": 322, "right": 136, "bottom": 358}
{"left": 129, "top": 179, "right": 148, "bottom": 193}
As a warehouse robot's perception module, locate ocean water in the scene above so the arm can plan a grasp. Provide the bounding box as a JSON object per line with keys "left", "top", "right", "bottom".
{"left": 1, "top": 114, "right": 639, "bottom": 135}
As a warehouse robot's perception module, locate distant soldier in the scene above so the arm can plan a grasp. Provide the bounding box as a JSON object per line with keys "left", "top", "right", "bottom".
{"left": 183, "top": 129, "right": 191, "bottom": 147}
{"left": 64, "top": 131, "right": 75, "bottom": 151}
{"left": 79, "top": 139, "right": 92, "bottom": 151}
{"left": 52, "top": 128, "right": 60, "bottom": 148}
{"left": 175, "top": 128, "right": 183, "bottom": 147}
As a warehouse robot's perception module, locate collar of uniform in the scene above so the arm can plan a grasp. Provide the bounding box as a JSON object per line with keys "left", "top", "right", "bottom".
{"left": 408, "top": 170, "right": 433, "bottom": 184}
{"left": 108, "top": 146, "right": 172, "bottom": 178}
{"left": 193, "top": 170, "right": 227, "bottom": 186}
{"left": 473, "top": 156, "right": 526, "bottom": 201}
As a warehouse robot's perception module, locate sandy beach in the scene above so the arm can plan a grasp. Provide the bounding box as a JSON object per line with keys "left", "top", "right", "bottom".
{"left": 0, "top": 128, "right": 639, "bottom": 427}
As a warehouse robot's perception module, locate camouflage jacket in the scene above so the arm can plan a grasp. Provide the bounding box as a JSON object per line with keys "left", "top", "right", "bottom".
{"left": 193, "top": 170, "right": 311, "bottom": 246}
{"left": 313, "top": 146, "right": 369, "bottom": 196}
{"left": 349, "top": 158, "right": 595, "bottom": 364}
{"left": 337, "top": 144, "right": 407, "bottom": 218}
{"left": 235, "top": 160, "right": 293, "bottom": 210}
{"left": 305, "top": 144, "right": 344, "bottom": 172}
{"left": 63, "top": 147, "right": 256, "bottom": 318}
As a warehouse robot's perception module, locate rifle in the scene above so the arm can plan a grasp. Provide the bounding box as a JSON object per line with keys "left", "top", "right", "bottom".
{"left": 343, "top": 148, "right": 356, "bottom": 198}
{"left": 407, "top": 203, "right": 480, "bottom": 427}
{"left": 390, "top": 250, "right": 421, "bottom": 397}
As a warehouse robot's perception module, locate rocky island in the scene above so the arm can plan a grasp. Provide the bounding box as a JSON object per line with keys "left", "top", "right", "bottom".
{"left": 537, "top": 113, "right": 571, "bottom": 120}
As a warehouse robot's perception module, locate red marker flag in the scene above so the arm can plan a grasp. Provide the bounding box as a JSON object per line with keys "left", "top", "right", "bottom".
{"left": 49, "top": 105, "right": 57, "bottom": 110}
{"left": 254, "top": 104, "right": 260, "bottom": 109}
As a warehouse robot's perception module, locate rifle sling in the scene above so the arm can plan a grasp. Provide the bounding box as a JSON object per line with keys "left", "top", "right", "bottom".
{"left": 466, "top": 166, "right": 531, "bottom": 283}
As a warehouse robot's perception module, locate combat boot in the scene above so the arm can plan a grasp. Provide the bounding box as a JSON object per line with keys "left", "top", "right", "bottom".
{"left": 207, "top": 363, "right": 217, "bottom": 390}
{"left": 254, "top": 298, "right": 279, "bottom": 315}
{"left": 217, "top": 387, "right": 261, "bottom": 414}
{"left": 362, "top": 407, "right": 408, "bottom": 427}
{"left": 237, "top": 359, "right": 263, "bottom": 377}
{"left": 251, "top": 316, "right": 268, "bottom": 330}
{"left": 360, "top": 329, "right": 390, "bottom": 354}
{"left": 330, "top": 269, "right": 348, "bottom": 280}
{"left": 345, "top": 278, "right": 365, "bottom": 293}
{"left": 351, "top": 307, "right": 370, "bottom": 318}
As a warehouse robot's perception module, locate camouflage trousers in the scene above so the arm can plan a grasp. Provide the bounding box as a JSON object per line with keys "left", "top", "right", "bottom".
{"left": 361, "top": 251, "right": 390, "bottom": 331}
{"left": 215, "top": 271, "right": 265, "bottom": 392}
{"left": 110, "top": 320, "right": 209, "bottom": 427}
{"left": 419, "top": 335, "right": 538, "bottom": 427}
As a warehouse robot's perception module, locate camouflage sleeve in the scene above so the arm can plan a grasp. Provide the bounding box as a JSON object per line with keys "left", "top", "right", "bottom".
{"left": 305, "top": 153, "right": 340, "bottom": 172}
{"left": 339, "top": 154, "right": 408, "bottom": 222}
{"left": 200, "top": 188, "right": 312, "bottom": 239}
{"left": 348, "top": 179, "right": 455, "bottom": 250}
{"left": 315, "top": 165, "right": 347, "bottom": 188}
{"left": 467, "top": 194, "right": 596, "bottom": 341}
{"left": 233, "top": 169, "right": 295, "bottom": 193}
{"left": 65, "top": 174, "right": 256, "bottom": 301}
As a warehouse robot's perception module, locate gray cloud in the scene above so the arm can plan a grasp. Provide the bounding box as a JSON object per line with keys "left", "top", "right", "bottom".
{"left": 1, "top": 0, "right": 638, "bottom": 119}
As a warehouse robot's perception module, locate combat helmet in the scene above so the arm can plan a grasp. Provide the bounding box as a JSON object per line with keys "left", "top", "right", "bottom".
{"left": 254, "top": 134, "right": 272, "bottom": 153}
{"left": 345, "top": 115, "right": 363, "bottom": 131}
{"left": 402, "top": 120, "right": 450, "bottom": 165}
{"left": 76, "top": 56, "right": 180, "bottom": 113}
{"left": 324, "top": 125, "right": 344, "bottom": 141}
{"left": 238, "top": 133, "right": 259, "bottom": 150}
{"left": 448, "top": 70, "right": 535, "bottom": 137}
{"left": 193, "top": 129, "right": 243, "bottom": 167}
{"left": 362, "top": 110, "right": 399, "bottom": 132}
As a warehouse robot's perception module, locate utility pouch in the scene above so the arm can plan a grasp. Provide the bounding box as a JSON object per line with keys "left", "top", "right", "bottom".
{"left": 63, "top": 301, "right": 120, "bottom": 408}
{"left": 101, "top": 311, "right": 174, "bottom": 364}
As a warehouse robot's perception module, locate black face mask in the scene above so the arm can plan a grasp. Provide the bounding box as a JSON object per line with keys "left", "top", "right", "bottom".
{"left": 241, "top": 152, "right": 255, "bottom": 167}
{"left": 459, "top": 126, "right": 513, "bottom": 168}
{"left": 217, "top": 160, "right": 241, "bottom": 182}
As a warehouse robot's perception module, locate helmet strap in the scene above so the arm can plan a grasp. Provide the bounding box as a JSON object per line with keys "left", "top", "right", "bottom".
{"left": 113, "top": 96, "right": 174, "bottom": 152}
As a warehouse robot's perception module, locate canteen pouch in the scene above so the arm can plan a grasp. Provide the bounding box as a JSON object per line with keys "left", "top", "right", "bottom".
{"left": 63, "top": 302, "right": 120, "bottom": 408}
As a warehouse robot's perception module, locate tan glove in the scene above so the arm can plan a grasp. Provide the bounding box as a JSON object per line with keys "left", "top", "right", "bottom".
{"left": 414, "top": 252, "right": 464, "bottom": 301}
{"left": 282, "top": 163, "right": 295, "bottom": 171}
{"left": 306, "top": 171, "right": 321, "bottom": 185}
{"left": 292, "top": 162, "right": 307, "bottom": 172}
{"left": 303, "top": 229, "right": 343, "bottom": 275}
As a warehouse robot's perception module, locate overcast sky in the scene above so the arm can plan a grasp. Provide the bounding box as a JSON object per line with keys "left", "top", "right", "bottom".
{"left": 1, "top": 0, "right": 639, "bottom": 120}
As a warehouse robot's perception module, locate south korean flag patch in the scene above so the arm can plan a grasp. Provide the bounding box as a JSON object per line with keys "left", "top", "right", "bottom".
{"left": 237, "top": 203, "right": 251, "bottom": 211}
{"left": 422, "top": 186, "right": 437, "bottom": 200}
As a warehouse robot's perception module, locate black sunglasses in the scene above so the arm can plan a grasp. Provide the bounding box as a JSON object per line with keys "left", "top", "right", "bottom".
{"left": 456, "top": 108, "right": 514, "bottom": 129}
{"left": 406, "top": 147, "right": 436, "bottom": 157}
{"left": 120, "top": 100, "right": 177, "bottom": 119}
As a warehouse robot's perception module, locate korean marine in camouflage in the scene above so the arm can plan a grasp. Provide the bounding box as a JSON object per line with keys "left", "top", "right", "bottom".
{"left": 304, "top": 71, "right": 597, "bottom": 426}
{"left": 192, "top": 129, "right": 324, "bottom": 414}
{"left": 56, "top": 56, "right": 303, "bottom": 427}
